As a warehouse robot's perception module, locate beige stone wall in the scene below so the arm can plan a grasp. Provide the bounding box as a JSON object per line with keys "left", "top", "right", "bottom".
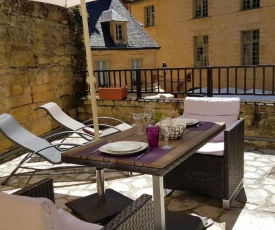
{"left": 129, "top": 0, "right": 275, "bottom": 85}
{"left": 0, "top": 0, "right": 77, "bottom": 154}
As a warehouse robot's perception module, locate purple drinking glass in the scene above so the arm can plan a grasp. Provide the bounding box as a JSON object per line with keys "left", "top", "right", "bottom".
{"left": 146, "top": 126, "right": 160, "bottom": 148}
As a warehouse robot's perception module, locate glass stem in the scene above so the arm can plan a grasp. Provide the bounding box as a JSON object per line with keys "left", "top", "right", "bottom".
{"left": 164, "top": 135, "right": 169, "bottom": 146}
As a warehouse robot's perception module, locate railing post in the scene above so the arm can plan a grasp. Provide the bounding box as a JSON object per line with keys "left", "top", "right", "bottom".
{"left": 136, "top": 70, "right": 142, "bottom": 99}
{"left": 207, "top": 68, "right": 213, "bottom": 97}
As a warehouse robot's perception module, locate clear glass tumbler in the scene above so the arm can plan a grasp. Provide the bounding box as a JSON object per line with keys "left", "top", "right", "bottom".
{"left": 160, "top": 117, "right": 173, "bottom": 149}
{"left": 133, "top": 113, "right": 145, "bottom": 135}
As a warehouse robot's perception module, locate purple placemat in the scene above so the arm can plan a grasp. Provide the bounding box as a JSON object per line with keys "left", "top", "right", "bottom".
{"left": 186, "top": 121, "right": 215, "bottom": 131}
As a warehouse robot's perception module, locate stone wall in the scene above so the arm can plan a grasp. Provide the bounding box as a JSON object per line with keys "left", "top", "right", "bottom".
{"left": 77, "top": 98, "right": 275, "bottom": 149}
{"left": 0, "top": 0, "right": 78, "bottom": 154}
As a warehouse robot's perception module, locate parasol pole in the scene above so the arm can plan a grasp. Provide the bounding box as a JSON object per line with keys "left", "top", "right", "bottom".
{"left": 80, "top": 0, "right": 100, "bottom": 141}
{"left": 80, "top": 0, "right": 105, "bottom": 204}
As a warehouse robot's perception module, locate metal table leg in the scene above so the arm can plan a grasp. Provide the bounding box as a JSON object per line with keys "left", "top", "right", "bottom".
{"left": 153, "top": 176, "right": 209, "bottom": 230}
{"left": 96, "top": 168, "right": 106, "bottom": 204}
{"left": 153, "top": 175, "right": 166, "bottom": 230}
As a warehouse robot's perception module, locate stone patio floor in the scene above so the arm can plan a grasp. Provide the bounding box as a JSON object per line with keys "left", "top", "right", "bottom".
{"left": 1, "top": 145, "right": 275, "bottom": 229}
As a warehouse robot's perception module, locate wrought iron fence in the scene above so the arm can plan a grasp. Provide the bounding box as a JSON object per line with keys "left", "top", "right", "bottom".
{"left": 81, "top": 65, "right": 275, "bottom": 99}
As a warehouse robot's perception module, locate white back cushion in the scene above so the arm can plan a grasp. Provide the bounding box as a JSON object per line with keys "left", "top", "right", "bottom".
{"left": 0, "top": 192, "right": 62, "bottom": 230}
{"left": 184, "top": 97, "right": 240, "bottom": 141}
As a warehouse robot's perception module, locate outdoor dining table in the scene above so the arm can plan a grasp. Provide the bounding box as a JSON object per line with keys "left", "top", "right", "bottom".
{"left": 62, "top": 121, "right": 225, "bottom": 229}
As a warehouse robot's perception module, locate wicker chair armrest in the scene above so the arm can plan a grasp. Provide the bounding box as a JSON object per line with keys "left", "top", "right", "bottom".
{"left": 102, "top": 194, "right": 154, "bottom": 230}
{"left": 225, "top": 117, "right": 244, "bottom": 132}
{"left": 13, "top": 178, "right": 55, "bottom": 203}
{"left": 224, "top": 118, "right": 245, "bottom": 198}
{"left": 224, "top": 118, "right": 245, "bottom": 159}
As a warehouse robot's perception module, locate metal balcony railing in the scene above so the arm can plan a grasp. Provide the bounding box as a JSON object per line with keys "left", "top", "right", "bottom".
{"left": 80, "top": 65, "right": 275, "bottom": 99}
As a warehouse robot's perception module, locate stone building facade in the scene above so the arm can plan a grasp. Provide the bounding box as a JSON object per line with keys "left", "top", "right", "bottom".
{"left": 128, "top": 0, "right": 275, "bottom": 67}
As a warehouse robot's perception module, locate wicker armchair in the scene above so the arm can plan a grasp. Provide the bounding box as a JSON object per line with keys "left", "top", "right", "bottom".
{"left": 164, "top": 97, "right": 245, "bottom": 209}
{"left": 13, "top": 178, "right": 56, "bottom": 203}
{"left": 1, "top": 178, "right": 154, "bottom": 230}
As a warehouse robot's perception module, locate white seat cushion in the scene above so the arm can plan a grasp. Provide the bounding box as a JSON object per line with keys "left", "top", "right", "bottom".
{"left": 196, "top": 141, "right": 225, "bottom": 156}
{"left": 58, "top": 209, "right": 103, "bottom": 230}
{"left": 0, "top": 192, "right": 62, "bottom": 230}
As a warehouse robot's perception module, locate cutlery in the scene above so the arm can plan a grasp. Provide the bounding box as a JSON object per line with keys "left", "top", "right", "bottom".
{"left": 89, "top": 142, "right": 108, "bottom": 154}
{"left": 197, "top": 122, "right": 203, "bottom": 127}
{"left": 89, "top": 141, "right": 113, "bottom": 154}
{"left": 135, "top": 148, "right": 152, "bottom": 160}
{"left": 89, "top": 147, "right": 101, "bottom": 154}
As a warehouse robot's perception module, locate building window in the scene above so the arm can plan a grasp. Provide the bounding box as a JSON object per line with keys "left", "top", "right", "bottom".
{"left": 96, "top": 60, "right": 109, "bottom": 86}
{"left": 194, "top": 36, "right": 209, "bottom": 67}
{"left": 194, "top": 0, "right": 208, "bottom": 18}
{"left": 144, "top": 5, "right": 155, "bottom": 27}
{"left": 111, "top": 21, "right": 128, "bottom": 44}
{"left": 242, "top": 30, "right": 259, "bottom": 65}
{"left": 131, "top": 58, "right": 141, "bottom": 85}
{"left": 242, "top": 0, "right": 260, "bottom": 10}
{"left": 115, "top": 24, "right": 123, "bottom": 40}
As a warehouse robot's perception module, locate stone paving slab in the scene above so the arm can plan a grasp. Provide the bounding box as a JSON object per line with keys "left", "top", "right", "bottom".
{"left": 1, "top": 146, "right": 275, "bottom": 229}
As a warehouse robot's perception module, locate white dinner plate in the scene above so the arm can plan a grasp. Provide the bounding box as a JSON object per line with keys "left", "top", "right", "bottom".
{"left": 100, "top": 141, "right": 148, "bottom": 156}
{"left": 178, "top": 116, "right": 199, "bottom": 126}
{"left": 106, "top": 141, "right": 142, "bottom": 152}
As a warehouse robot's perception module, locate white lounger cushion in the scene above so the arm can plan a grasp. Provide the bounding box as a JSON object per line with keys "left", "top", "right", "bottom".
{"left": 0, "top": 192, "right": 103, "bottom": 230}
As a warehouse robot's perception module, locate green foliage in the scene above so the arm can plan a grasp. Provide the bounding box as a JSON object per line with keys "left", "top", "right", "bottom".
{"left": 68, "top": 7, "right": 88, "bottom": 99}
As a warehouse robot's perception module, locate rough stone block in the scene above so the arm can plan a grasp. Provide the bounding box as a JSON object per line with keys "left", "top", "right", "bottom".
{"left": 10, "top": 50, "right": 36, "bottom": 68}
